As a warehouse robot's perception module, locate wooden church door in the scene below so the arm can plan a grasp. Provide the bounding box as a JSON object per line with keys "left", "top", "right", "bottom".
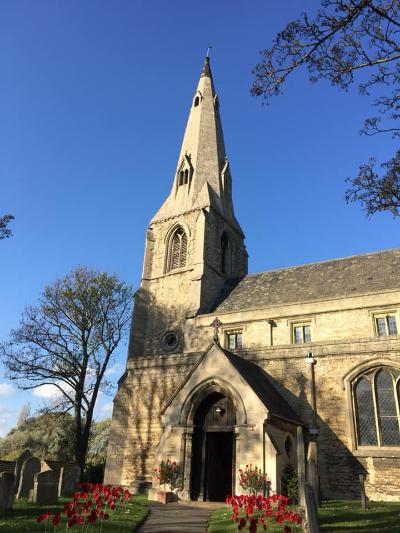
{"left": 190, "top": 392, "right": 236, "bottom": 501}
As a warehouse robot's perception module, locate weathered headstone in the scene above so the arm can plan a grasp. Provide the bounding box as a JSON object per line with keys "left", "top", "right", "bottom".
{"left": 14, "top": 449, "right": 32, "bottom": 494}
{"left": 31, "top": 470, "right": 59, "bottom": 505}
{"left": 17, "top": 456, "right": 41, "bottom": 499}
{"left": 58, "top": 466, "right": 80, "bottom": 497}
{"left": 0, "top": 472, "right": 15, "bottom": 511}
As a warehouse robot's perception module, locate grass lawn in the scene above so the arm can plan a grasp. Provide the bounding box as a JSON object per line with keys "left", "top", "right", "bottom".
{"left": 207, "top": 505, "right": 302, "bottom": 532}
{"left": 319, "top": 500, "right": 400, "bottom": 532}
{"left": 0, "top": 494, "right": 149, "bottom": 532}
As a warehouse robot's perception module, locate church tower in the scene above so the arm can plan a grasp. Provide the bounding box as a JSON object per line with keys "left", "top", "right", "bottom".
{"left": 129, "top": 56, "right": 248, "bottom": 358}
{"left": 105, "top": 56, "right": 249, "bottom": 489}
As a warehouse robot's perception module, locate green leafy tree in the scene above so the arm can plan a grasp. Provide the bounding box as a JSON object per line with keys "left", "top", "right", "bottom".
{"left": 251, "top": 0, "right": 400, "bottom": 217}
{"left": 1, "top": 267, "right": 133, "bottom": 475}
{"left": 0, "top": 214, "right": 14, "bottom": 239}
{"left": 87, "top": 418, "right": 111, "bottom": 465}
{"left": 0, "top": 412, "right": 75, "bottom": 461}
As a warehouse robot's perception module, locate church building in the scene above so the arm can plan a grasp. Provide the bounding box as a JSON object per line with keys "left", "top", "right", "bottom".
{"left": 104, "top": 57, "right": 400, "bottom": 502}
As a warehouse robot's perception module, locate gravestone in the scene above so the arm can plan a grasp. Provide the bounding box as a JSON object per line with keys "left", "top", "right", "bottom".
{"left": 31, "top": 470, "right": 59, "bottom": 505}
{"left": 58, "top": 466, "right": 80, "bottom": 497}
{"left": 14, "top": 449, "right": 32, "bottom": 494}
{"left": 0, "top": 472, "right": 15, "bottom": 511}
{"left": 17, "top": 456, "right": 41, "bottom": 499}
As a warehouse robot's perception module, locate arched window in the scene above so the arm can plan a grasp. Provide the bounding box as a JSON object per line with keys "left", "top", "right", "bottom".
{"left": 166, "top": 227, "right": 188, "bottom": 272}
{"left": 194, "top": 96, "right": 200, "bottom": 107}
{"left": 220, "top": 232, "right": 230, "bottom": 275}
{"left": 353, "top": 367, "right": 400, "bottom": 447}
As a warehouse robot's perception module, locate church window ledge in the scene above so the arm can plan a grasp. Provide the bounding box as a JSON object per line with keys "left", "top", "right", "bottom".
{"left": 352, "top": 448, "right": 400, "bottom": 458}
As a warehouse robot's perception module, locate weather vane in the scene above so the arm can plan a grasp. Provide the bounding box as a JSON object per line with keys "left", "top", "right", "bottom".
{"left": 206, "top": 44, "right": 212, "bottom": 58}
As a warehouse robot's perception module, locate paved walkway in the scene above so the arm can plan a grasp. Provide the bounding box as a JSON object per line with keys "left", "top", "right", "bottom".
{"left": 137, "top": 501, "right": 222, "bottom": 533}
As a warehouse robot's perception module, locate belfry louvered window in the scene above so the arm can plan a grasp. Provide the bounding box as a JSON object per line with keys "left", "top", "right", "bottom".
{"left": 167, "top": 227, "right": 187, "bottom": 272}
{"left": 354, "top": 367, "right": 400, "bottom": 447}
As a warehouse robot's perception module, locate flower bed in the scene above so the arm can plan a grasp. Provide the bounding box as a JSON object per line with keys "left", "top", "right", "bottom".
{"left": 34, "top": 483, "right": 141, "bottom": 531}
{"left": 226, "top": 494, "right": 302, "bottom": 532}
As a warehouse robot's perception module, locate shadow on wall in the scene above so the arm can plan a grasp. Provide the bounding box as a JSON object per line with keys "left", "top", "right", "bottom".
{"left": 246, "top": 357, "right": 366, "bottom": 500}
{"left": 105, "top": 294, "right": 211, "bottom": 487}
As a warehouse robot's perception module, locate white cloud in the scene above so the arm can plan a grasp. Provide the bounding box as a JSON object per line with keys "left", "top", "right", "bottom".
{"left": 0, "top": 407, "right": 14, "bottom": 437}
{"left": 0, "top": 383, "right": 15, "bottom": 396}
{"left": 33, "top": 383, "right": 63, "bottom": 399}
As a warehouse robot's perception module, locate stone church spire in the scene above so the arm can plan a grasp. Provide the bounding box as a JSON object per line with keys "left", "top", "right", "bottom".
{"left": 128, "top": 56, "right": 248, "bottom": 357}
{"left": 152, "top": 56, "right": 239, "bottom": 229}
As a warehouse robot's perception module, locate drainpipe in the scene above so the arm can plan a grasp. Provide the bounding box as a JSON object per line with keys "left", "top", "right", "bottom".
{"left": 268, "top": 319, "right": 276, "bottom": 346}
{"left": 305, "top": 351, "right": 320, "bottom": 506}
{"left": 263, "top": 419, "right": 266, "bottom": 496}
{"left": 306, "top": 352, "right": 318, "bottom": 436}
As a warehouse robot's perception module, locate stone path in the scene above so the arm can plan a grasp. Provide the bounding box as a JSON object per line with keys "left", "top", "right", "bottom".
{"left": 137, "top": 501, "right": 222, "bottom": 533}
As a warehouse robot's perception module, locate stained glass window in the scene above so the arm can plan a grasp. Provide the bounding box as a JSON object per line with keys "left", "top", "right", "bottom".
{"left": 355, "top": 378, "right": 378, "bottom": 446}
{"left": 376, "top": 370, "right": 400, "bottom": 446}
{"left": 354, "top": 367, "right": 400, "bottom": 448}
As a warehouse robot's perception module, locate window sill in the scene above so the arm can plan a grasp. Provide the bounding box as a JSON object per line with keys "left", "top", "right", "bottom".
{"left": 353, "top": 448, "right": 400, "bottom": 458}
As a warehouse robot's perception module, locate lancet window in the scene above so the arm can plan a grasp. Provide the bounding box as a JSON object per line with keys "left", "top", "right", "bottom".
{"left": 178, "top": 169, "right": 189, "bottom": 186}
{"left": 353, "top": 367, "right": 400, "bottom": 447}
{"left": 220, "top": 232, "right": 230, "bottom": 275}
{"left": 166, "top": 226, "right": 188, "bottom": 272}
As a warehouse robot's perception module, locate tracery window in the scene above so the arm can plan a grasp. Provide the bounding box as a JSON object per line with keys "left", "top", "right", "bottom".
{"left": 353, "top": 367, "right": 400, "bottom": 447}
{"left": 166, "top": 226, "right": 188, "bottom": 272}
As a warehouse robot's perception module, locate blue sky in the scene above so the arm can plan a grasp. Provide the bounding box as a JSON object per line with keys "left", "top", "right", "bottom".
{"left": 0, "top": 1, "right": 399, "bottom": 437}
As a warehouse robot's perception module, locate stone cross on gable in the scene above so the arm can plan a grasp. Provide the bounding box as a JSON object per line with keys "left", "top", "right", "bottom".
{"left": 211, "top": 317, "right": 222, "bottom": 343}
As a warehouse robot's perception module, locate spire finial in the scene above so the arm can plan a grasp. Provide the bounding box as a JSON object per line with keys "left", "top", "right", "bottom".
{"left": 201, "top": 51, "right": 212, "bottom": 78}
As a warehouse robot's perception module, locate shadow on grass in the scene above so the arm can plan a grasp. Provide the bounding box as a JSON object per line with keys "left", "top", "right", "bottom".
{"left": 319, "top": 500, "right": 400, "bottom": 532}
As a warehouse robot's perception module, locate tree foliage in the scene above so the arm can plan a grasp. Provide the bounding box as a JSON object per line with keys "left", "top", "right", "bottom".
{"left": 0, "top": 413, "right": 111, "bottom": 466}
{"left": 0, "top": 267, "right": 133, "bottom": 473}
{"left": 251, "top": 0, "right": 400, "bottom": 217}
{"left": 0, "top": 412, "right": 75, "bottom": 461}
{"left": 0, "top": 214, "right": 14, "bottom": 239}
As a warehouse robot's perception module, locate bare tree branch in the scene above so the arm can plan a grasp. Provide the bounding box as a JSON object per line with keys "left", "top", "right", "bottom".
{"left": 251, "top": 0, "right": 400, "bottom": 217}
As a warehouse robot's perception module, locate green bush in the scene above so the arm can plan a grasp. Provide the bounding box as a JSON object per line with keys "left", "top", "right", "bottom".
{"left": 281, "top": 463, "right": 298, "bottom": 504}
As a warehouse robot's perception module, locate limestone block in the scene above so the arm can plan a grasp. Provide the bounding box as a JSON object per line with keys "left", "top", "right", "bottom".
{"left": 17, "top": 456, "right": 41, "bottom": 499}
{"left": 0, "top": 472, "right": 15, "bottom": 511}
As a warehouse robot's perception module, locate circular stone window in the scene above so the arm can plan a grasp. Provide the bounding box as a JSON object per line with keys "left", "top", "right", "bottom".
{"left": 161, "top": 331, "right": 179, "bottom": 352}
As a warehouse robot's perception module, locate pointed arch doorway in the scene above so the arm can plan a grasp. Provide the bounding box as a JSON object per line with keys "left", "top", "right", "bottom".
{"left": 190, "top": 392, "right": 236, "bottom": 501}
